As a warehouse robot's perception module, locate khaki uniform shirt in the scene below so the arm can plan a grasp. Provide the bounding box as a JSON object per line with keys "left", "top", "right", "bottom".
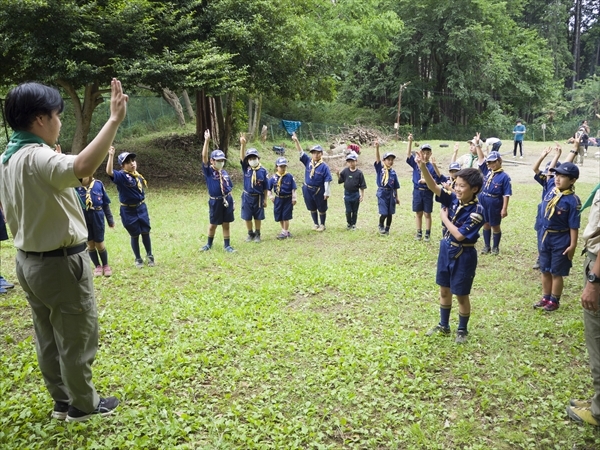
{"left": 583, "top": 190, "right": 600, "bottom": 256}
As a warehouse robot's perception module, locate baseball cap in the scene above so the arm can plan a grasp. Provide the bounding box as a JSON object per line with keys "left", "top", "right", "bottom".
{"left": 382, "top": 152, "right": 396, "bottom": 160}
{"left": 449, "top": 162, "right": 461, "bottom": 171}
{"left": 550, "top": 162, "right": 579, "bottom": 179}
{"left": 117, "top": 152, "right": 136, "bottom": 166}
{"left": 210, "top": 150, "right": 227, "bottom": 160}
{"left": 275, "top": 157, "right": 288, "bottom": 166}
{"left": 245, "top": 148, "right": 260, "bottom": 159}
{"left": 346, "top": 152, "right": 357, "bottom": 161}
{"left": 420, "top": 143, "right": 432, "bottom": 151}
{"left": 310, "top": 145, "right": 324, "bottom": 153}
{"left": 486, "top": 151, "right": 502, "bottom": 162}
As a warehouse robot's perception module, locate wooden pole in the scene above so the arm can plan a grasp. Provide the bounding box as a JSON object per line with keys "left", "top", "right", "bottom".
{"left": 395, "top": 81, "right": 410, "bottom": 139}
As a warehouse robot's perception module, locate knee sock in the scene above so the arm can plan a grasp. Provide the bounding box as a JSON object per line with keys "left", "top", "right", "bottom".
{"left": 98, "top": 249, "right": 108, "bottom": 266}
{"left": 379, "top": 215, "right": 386, "bottom": 227}
{"left": 492, "top": 231, "right": 501, "bottom": 249}
{"left": 320, "top": 213, "right": 326, "bottom": 226}
{"left": 440, "top": 305, "right": 452, "bottom": 328}
{"left": 483, "top": 229, "right": 491, "bottom": 247}
{"left": 385, "top": 215, "right": 392, "bottom": 230}
{"left": 458, "top": 312, "right": 470, "bottom": 332}
{"left": 224, "top": 238, "right": 231, "bottom": 248}
{"left": 311, "top": 211, "right": 319, "bottom": 225}
{"left": 141, "top": 233, "right": 153, "bottom": 256}
{"left": 346, "top": 212, "right": 352, "bottom": 225}
{"left": 351, "top": 212, "right": 357, "bottom": 226}
{"left": 88, "top": 250, "right": 100, "bottom": 267}
{"left": 130, "top": 237, "right": 142, "bottom": 259}
{"left": 207, "top": 236, "right": 215, "bottom": 246}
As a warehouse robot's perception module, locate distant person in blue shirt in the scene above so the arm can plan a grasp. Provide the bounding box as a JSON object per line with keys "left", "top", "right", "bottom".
{"left": 513, "top": 119, "right": 526, "bottom": 158}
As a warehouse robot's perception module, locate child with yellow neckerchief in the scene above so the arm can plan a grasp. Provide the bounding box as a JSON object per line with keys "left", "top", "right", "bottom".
{"left": 268, "top": 157, "right": 297, "bottom": 239}
{"left": 533, "top": 160, "right": 581, "bottom": 312}
{"left": 474, "top": 133, "right": 512, "bottom": 255}
{"left": 106, "top": 146, "right": 155, "bottom": 268}
{"left": 374, "top": 140, "right": 400, "bottom": 235}
{"left": 75, "top": 176, "right": 115, "bottom": 276}
{"left": 239, "top": 135, "right": 268, "bottom": 243}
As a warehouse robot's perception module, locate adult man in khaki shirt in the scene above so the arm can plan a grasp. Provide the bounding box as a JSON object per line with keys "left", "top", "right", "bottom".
{"left": 0, "top": 79, "right": 127, "bottom": 422}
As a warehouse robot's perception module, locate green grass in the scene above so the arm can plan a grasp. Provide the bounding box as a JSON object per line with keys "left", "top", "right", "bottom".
{"left": 1, "top": 136, "right": 600, "bottom": 449}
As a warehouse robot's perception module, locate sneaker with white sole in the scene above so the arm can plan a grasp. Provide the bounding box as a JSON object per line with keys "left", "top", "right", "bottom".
{"left": 93, "top": 266, "right": 103, "bottom": 277}
{"left": 316, "top": 225, "right": 326, "bottom": 232}
{"left": 455, "top": 330, "right": 468, "bottom": 344}
{"left": 66, "top": 397, "right": 119, "bottom": 422}
{"left": 102, "top": 265, "right": 112, "bottom": 277}
{"left": 147, "top": 255, "right": 155, "bottom": 267}
{"left": 134, "top": 258, "right": 144, "bottom": 269}
{"left": 426, "top": 324, "right": 451, "bottom": 336}
{"left": 51, "top": 401, "right": 69, "bottom": 420}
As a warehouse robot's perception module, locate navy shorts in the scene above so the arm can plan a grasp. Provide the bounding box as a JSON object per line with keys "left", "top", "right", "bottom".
{"left": 241, "top": 192, "right": 265, "bottom": 221}
{"left": 479, "top": 195, "right": 503, "bottom": 226}
{"left": 436, "top": 239, "right": 478, "bottom": 296}
{"left": 302, "top": 185, "right": 328, "bottom": 213}
{"left": 539, "top": 231, "right": 572, "bottom": 276}
{"left": 377, "top": 188, "right": 396, "bottom": 215}
{"left": 120, "top": 203, "right": 151, "bottom": 236}
{"left": 208, "top": 194, "right": 235, "bottom": 225}
{"left": 84, "top": 210, "right": 106, "bottom": 243}
{"left": 273, "top": 197, "right": 294, "bottom": 222}
{"left": 412, "top": 188, "right": 434, "bottom": 213}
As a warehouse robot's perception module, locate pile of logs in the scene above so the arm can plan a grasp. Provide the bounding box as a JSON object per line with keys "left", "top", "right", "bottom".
{"left": 332, "top": 126, "right": 389, "bottom": 146}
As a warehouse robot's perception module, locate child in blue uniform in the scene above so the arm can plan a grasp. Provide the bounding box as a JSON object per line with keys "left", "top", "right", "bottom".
{"left": 75, "top": 176, "right": 115, "bottom": 276}
{"left": 106, "top": 147, "right": 155, "bottom": 268}
{"left": 292, "top": 132, "right": 332, "bottom": 232}
{"left": 200, "top": 130, "right": 235, "bottom": 252}
{"left": 374, "top": 140, "right": 400, "bottom": 235}
{"left": 415, "top": 149, "right": 485, "bottom": 343}
{"left": 335, "top": 152, "right": 367, "bottom": 230}
{"left": 475, "top": 138, "right": 512, "bottom": 255}
{"left": 406, "top": 134, "right": 445, "bottom": 242}
{"left": 533, "top": 162, "right": 581, "bottom": 312}
{"left": 268, "top": 157, "right": 297, "bottom": 239}
{"left": 239, "top": 135, "right": 268, "bottom": 243}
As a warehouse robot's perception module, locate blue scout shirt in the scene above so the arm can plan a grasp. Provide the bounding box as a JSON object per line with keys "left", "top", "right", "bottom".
{"left": 241, "top": 160, "right": 268, "bottom": 195}
{"left": 406, "top": 154, "right": 443, "bottom": 189}
{"left": 300, "top": 153, "right": 332, "bottom": 187}
{"left": 202, "top": 163, "right": 233, "bottom": 198}
{"left": 437, "top": 188, "right": 485, "bottom": 245}
{"left": 374, "top": 161, "right": 400, "bottom": 189}
{"left": 480, "top": 164, "right": 513, "bottom": 198}
{"left": 539, "top": 184, "right": 581, "bottom": 231}
{"left": 111, "top": 170, "right": 146, "bottom": 205}
{"left": 75, "top": 180, "right": 114, "bottom": 225}
{"left": 534, "top": 172, "right": 555, "bottom": 198}
{"left": 268, "top": 173, "right": 297, "bottom": 196}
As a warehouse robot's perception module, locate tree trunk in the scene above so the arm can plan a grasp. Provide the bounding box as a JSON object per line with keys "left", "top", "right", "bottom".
{"left": 252, "top": 95, "right": 262, "bottom": 141}
{"left": 181, "top": 90, "right": 195, "bottom": 120}
{"left": 572, "top": 0, "right": 582, "bottom": 87}
{"left": 248, "top": 98, "right": 253, "bottom": 134}
{"left": 57, "top": 79, "right": 103, "bottom": 154}
{"left": 161, "top": 88, "right": 185, "bottom": 127}
{"left": 223, "top": 94, "right": 234, "bottom": 156}
{"left": 195, "top": 89, "right": 212, "bottom": 141}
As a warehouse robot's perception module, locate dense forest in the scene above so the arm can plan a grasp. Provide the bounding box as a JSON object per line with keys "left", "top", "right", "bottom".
{"left": 0, "top": 0, "right": 599, "bottom": 151}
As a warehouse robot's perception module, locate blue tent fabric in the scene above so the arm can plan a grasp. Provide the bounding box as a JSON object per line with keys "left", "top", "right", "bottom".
{"left": 281, "top": 120, "right": 302, "bottom": 136}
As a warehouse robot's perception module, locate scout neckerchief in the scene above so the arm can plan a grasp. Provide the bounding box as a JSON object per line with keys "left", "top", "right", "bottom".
{"left": 309, "top": 159, "right": 322, "bottom": 178}
{"left": 2, "top": 131, "right": 45, "bottom": 164}
{"left": 468, "top": 153, "right": 477, "bottom": 168}
{"left": 84, "top": 179, "right": 96, "bottom": 210}
{"left": 212, "top": 165, "right": 227, "bottom": 196}
{"left": 381, "top": 164, "right": 391, "bottom": 186}
{"left": 484, "top": 168, "right": 503, "bottom": 191}
{"left": 124, "top": 169, "right": 147, "bottom": 193}
{"left": 250, "top": 162, "right": 262, "bottom": 187}
{"left": 446, "top": 197, "right": 478, "bottom": 238}
{"left": 545, "top": 186, "right": 575, "bottom": 219}
{"left": 276, "top": 170, "right": 287, "bottom": 194}
{"left": 581, "top": 182, "right": 600, "bottom": 213}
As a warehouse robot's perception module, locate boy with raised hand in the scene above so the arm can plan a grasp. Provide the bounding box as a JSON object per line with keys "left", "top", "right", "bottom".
{"left": 239, "top": 134, "right": 268, "bottom": 243}
{"left": 268, "top": 157, "right": 297, "bottom": 239}
{"left": 200, "top": 129, "right": 235, "bottom": 252}
{"left": 335, "top": 152, "right": 367, "bottom": 230}
{"left": 415, "top": 149, "right": 485, "bottom": 344}
{"left": 106, "top": 147, "right": 154, "bottom": 268}
{"left": 292, "top": 132, "right": 332, "bottom": 232}
{"left": 406, "top": 133, "right": 445, "bottom": 242}
{"left": 374, "top": 140, "right": 400, "bottom": 235}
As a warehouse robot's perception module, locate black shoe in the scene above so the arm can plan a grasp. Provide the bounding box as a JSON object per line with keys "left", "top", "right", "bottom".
{"left": 245, "top": 232, "right": 255, "bottom": 242}
{"left": 66, "top": 397, "right": 119, "bottom": 422}
{"left": 253, "top": 234, "right": 261, "bottom": 243}
{"left": 491, "top": 247, "right": 499, "bottom": 256}
{"left": 51, "top": 401, "right": 69, "bottom": 420}
{"left": 480, "top": 246, "right": 491, "bottom": 255}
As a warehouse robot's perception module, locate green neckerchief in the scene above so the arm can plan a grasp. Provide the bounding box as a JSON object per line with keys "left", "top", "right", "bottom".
{"left": 581, "top": 182, "right": 600, "bottom": 213}
{"left": 2, "top": 131, "right": 46, "bottom": 164}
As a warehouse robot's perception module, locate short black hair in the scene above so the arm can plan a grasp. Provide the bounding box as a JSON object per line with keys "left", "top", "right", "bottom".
{"left": 4, "top": 82, "right": 64, "bottom": 131}
{"left": 455, "top": 168, "right": 483, "bottom": 193}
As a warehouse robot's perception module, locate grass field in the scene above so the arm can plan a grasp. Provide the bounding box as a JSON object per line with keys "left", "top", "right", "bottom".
{"left": 1, "top": 135, "right": 600, "bottom": 449}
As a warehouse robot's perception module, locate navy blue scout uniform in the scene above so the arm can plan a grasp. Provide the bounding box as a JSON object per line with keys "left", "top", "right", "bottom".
{"left": 534, "top": 162, "right": 560, "bottom": 253}
{"left": 478, "top": 155, "right": 512, "bottom": 227}
{"left": 75, "top": 179, "right": 115, "bottom": 243}
{"left": 374, "top": 158, "right": 400, "bottom": 215}
{"left": 407, "top": 152, "right": 444, "bottom": 213}
{"left": 202, "top": 151, "right": 234, "bottom": 225}
{"left": 337, "top": 154, "right": 367, "bottom": 229}
{"left": 268, "top": 158, "right": 297, "bottom": 223}
{"left": 240, "top": 150, "right": 268, "bottom": 222}
{"left": 300, "top": 147, "right": 332, "bottom": 228}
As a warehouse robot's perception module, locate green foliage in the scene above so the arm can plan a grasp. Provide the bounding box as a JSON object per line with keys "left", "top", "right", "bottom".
{"left": 569, "top": 75, "right": 600, "bottom": 117}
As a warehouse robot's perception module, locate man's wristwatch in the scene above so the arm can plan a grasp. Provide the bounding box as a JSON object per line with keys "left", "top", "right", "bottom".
{"left": 588, "top": 272, "right": 600, "bottom": 284}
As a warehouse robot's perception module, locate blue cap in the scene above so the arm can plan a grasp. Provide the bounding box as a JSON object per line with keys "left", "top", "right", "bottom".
{"left": 449, "top": 162, "right": 461, "bottom": 171}
{"left": 346, "top": 152, "right": 358, "bottom": 161}
{"left": 310, "top": 145, "right": 323, "bottom": 153}
{"left": 245, "top": 148, "right": 260, "bottom": 159}
{"left": 275, "top": 157, "right": 288, "bottom": 166}
{"left": 544, "top": 160, "right": 561, "bottom": 174}
{"left": 210, "top": 150, "right": 226, "bottom": 160}
{"left": 550, "top": 162, "right": 579, "bottom": 179}
{"left": 117, "top": 152, "right": 136, "bottom": 166}
{"left": 486, "top": 151, "right": 502, "bottom": 162}
{"left": 382, "top": 152, "right": 396, "bottom": 160}
{"left": 420, "top": 143, "right": 432, "bottom": 151}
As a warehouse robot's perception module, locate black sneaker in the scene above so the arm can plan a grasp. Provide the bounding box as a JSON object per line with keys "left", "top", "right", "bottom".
{"left": 455, "top": 330, "right": 468, "bottom": 344}
{"left": 245, "top": 232, "right": 255, "bottom": 242}
{"left": 424, "top": 233, "right": 431, "bottom": 242}
{"left": 253, "top": 234, "right": 261, "bottom": 243}
{"left": 426, "top": 324, "right": 451, "bottom": 336}
{"left": 491, "top": 247, "right": 499, "bottom": 256}
{"left": 480, "top": 246, "right": 491, "bottom": 255}
{"left": 66, "top": 397, "right": 119, "bottom": 422}
{"left": 147, "top": 254, "right": 155, "bottom": 267}
{"left": 51, "top": 401, "right": 69, "bottom": 420}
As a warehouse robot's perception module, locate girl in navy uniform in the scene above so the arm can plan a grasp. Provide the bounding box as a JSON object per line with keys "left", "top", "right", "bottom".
{"left": 106, "top": 147, "right": 154, "bottom": 268}
{"left": 75, "top": 176, "right": 115, "bottom": 276}
{"left": 374, "top": 140, "right": 400, "bottom": 235}
{"left": 200, "top": 130, "right": 235, "bottom": 253}
{"left": 268, "top": 157, "right": 297, "bottom": 239}
{"left": 239, "top": 135, "right": 268, "bottom": 243}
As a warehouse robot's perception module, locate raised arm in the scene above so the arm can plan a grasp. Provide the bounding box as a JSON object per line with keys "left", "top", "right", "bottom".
{"left": 548, "top": 143, "right": 562, "bottom": 169}
{"left": 415, "top": 150, "right": 442, "bottom": 196}
{"left": 474, "top": 132, "right": 485, "bottom": 165}
{"left": 375, "top": 139, "right": 381, "bottom": 163}
{"left": 106, "top": 145, "right": 115, "bottom": 177}
{"left": 430, "top": 156, "right": 442, "bottom": 178}
{"left": 406, "top": 133, "right": 413, "bottom": 158}
{"left": 450, "top": 142, "right": 459, "bottom": 163}
{"left": 566, "top": 136, "right": 579, "bottom": 163}
{"left": 532, "top": 146, "right": 552, "bottom": 174}
{"left": 292, "top": 132, "right": 302, "bottom": 154}
{"left": 239, "top": 134, "right": 246, "bottom": 162}
{"left": 202, "top": 130, "right": 210, "bottom": 164}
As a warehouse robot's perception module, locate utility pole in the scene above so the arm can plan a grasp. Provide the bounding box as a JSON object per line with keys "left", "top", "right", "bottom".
{"left": 395, "top": 81, "right": 411, "bottom": 139}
